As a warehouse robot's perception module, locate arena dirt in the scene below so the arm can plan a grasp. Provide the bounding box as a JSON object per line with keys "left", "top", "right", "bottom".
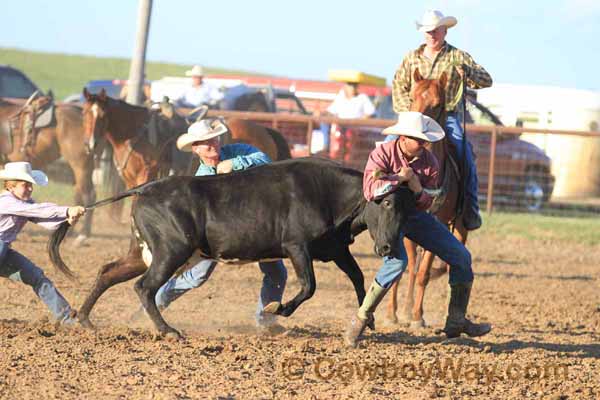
{"left": 0, "top": 211, "right": 598, "bottom": 399}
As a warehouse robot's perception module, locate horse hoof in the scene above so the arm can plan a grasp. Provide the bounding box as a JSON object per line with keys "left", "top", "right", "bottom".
{"left": 263, "top": 302, "right": 282, "bottom": 314}
{"left": 384, "top": 314, "right": 399, "bottom": 326}
{"left": 72, "top": 234, "right": 89, "bottom": 247}
{"left": 409, "top": 319, "right": 426, "bottom": 330}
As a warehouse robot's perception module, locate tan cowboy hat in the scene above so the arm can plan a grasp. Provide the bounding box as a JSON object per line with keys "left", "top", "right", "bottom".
{"left": 176, "top": 119, "right": 229, "bottom": 152}
{"left": 185, "top": 65, "right": 205, "bottom": 77}
{"left": 416, "top": 10, "right": 457, "bottom": 33}
{"left": 382, "top": 111, "right": 445, "bottom": 142}
{"left": 0, "top": 162, "right": 48, "bottom": 186}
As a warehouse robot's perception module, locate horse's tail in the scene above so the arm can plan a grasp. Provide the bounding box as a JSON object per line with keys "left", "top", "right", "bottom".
{"left": 264, "top": 127, "right": 292, "bottom": 160}
{"left": 48, "top": 182, "right": 156, "bottom": 281}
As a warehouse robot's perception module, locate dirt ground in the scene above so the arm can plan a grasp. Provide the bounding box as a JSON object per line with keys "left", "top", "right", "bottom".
{"left": 0, "top": 210, "right": 598, "bottom": 400}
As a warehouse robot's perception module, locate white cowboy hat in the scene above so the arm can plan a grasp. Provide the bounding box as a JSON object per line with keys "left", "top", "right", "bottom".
{"left": 416, "top": 10, "right": 457, "bottom": 33}
{"left": 176, "top": 119, "right": 229, "bottom": 152}
{"left": 185, "top": 65, "right": 205, "bottom": 77}
{"left": 0, "top": 162, "right": 48, "bottom": 186}
{"left": 382, "top": 111, "right": 445, "bottom": 142}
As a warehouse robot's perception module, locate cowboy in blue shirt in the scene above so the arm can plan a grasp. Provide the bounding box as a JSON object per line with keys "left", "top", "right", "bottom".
{"left": 140, "top": 119, "right": 287, "bottom": 334}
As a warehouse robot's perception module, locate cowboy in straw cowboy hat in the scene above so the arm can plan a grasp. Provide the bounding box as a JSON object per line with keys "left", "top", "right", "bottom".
{"left": 0, "top": 161, "right": 85, "bottom": 325}
{"left": 344, "top": 111, "right": 491, "bottom": 348}
{"left": 134, "top": 120, "right": 289, "bottom": 335}
{"left": 175, "top": 65, "right": 224, "bottom": 109}
{"left": 390, "top": 9, "right": 492, "bottom": 231}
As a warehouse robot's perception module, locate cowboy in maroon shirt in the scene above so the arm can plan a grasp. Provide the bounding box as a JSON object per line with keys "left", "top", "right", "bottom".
{"left": 345, "top": 111, "right": 491, "bottom": 348}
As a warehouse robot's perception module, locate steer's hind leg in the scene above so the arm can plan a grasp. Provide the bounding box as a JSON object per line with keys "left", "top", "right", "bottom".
{"left": 134, "top": 252, "right": 189, "bottom": 339}
{"left": 264, "top": 245, "right": 314, "bottom": 317}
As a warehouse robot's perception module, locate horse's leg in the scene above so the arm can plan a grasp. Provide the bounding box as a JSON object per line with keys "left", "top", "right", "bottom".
{"left": 71, "top": 159, "right": 96, "bottom": 242}
{"left": 77, "top": 241, "right": 146, "bottom": 328}
{"left": 264, "top": 245, "right": 315, "bottom": 317}
{"left": 411, "top": 250, "right": 436, "bottom": 329}
{"left": 400, "top": 238, "right": 420, "bottom": 323}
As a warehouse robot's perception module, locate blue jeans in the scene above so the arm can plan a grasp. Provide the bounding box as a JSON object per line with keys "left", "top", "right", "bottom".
{"left": 445, "top": 112, "right": 480, "bottom": 214}
{"left": 0, "top": 241, "right": 74, "bottom": 323}
{"left": 374, "top": 210, "right": 473, "bottom": 289}
{"left": 384, "top": 112, "right": 480, "bottom": 214}
{"left": 155, "top": 258, "right": 287, "bottom": 326}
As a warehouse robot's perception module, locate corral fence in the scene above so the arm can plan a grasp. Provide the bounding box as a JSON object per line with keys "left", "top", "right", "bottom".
{"left": 208, "top": 110, "right": 600, "bottom": 217}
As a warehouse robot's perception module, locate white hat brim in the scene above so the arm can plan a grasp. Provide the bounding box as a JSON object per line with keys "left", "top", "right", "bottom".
{"left": 176, "top": 125, "right": 228, "bottom": 152}
{"left": 0, "top": 169, "right": 48, "bottom": 186}
{"left": 416, "top": 16, "right": 457, "bottom": 32}
{"left": 382, "top": 116, "right": 445, "bottom": 143}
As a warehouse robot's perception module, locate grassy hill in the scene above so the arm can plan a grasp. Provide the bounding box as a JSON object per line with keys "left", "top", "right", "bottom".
{"left": 1, "top": 47, "right": 257, "bottom": 100}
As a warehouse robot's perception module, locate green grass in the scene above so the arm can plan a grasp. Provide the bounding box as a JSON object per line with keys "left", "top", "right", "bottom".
{"left": 1, "top": 47, "right": 263, "bottom": 100}
{"left": 482, "top": 212, "right": 600, "bottom": 246}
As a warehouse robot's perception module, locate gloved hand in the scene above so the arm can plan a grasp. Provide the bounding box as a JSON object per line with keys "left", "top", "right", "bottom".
{"left": 67, "top": 206, "right": 86, "bottom": 225}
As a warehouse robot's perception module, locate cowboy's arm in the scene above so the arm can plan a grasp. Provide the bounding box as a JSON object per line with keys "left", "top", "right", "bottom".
{"left": 413, "top": 154, "right": 440, "bottom": 210}
{"left": 392, "top": 59, "right": 412, "bottom": 113}
{"left": 363, "top": 148, "right": 402, "bottom": 201}
{"left": 0, "top": 196, "right": 70, "bottom": 229}
{"left": 225, "top": 143, "right": 272, "bottom": 170}
{"left": 459, "top": 51, "right": 492, "bottom": 89}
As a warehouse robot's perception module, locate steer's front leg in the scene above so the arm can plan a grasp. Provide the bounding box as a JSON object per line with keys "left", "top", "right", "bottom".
{"left": 263, "top": 244, "right": 315, "bottom": 317}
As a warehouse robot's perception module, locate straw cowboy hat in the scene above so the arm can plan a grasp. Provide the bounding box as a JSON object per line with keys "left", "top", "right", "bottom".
{"left": 185, "top": 65, "right": 205, "bottom": 77}
{"left": 416, "top": 10, "right": 457, "bottom": 33}
{"left": 382, "top": 111, "right": 445, "bottom": 142}
{"left": 176, "top": 119, "right": 229, "bottom": 152}
{"left": 0, "top": 162, "right": 48, "bottom": 186}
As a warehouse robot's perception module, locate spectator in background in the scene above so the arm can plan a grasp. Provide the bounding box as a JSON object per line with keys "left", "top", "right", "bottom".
{"left": 174, "top": 65, "right": 224, "bottom": 109}
{"left": 314, "top": 81, "right": 375, "bottom": 153}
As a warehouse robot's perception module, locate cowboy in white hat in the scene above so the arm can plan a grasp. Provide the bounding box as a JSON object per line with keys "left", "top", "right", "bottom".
{"left": 0, "top": 162, "right": 85, "bottom": 325}
{"left": 174, "top": 65, "right": 224, "bottom": 109}
{"left": 390, "top": 9, "right": 492, "bottom": 232}
{"left": 344, "top": 111, "right": 491, "bottom": 347}
{"left": 135, "top": 120, "right": 288, "bottom": 334}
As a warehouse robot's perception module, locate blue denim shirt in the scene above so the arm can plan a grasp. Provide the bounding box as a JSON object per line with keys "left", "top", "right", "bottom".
{"left": 195, "top": 143, "right": 271, "bottom": 176}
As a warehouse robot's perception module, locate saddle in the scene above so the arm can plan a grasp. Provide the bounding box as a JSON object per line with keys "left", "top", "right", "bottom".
{"left": 3, "top": 92, "right": 56, "bottom": 156}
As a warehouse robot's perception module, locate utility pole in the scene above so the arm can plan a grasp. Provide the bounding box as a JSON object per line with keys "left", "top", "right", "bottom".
{"left": 126, "top": 0, "right": 153, "bottom": 105}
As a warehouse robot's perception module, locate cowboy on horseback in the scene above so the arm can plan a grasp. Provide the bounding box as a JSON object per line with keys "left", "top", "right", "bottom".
{"left": 390, "top": 9, "right": 493, "bottom": 231}
{"left": 344, "top": 112, "right": 491, "bottom": 348}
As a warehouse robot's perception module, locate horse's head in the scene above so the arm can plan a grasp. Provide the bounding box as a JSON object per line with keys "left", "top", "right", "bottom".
{"left": 82, "top": 88, "right": 109, "bottom": 154}
{"left": 410, "top": 69, "right": 447, "bottom": 123}
{"left": 363, "top": 187, "right": 416, "bottom": 257}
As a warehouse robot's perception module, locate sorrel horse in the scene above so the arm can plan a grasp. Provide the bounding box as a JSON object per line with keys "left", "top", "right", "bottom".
{"left": 0, "top": 97, "right": 96, "bottom": 241}
{"left": 82, "top": 89, "right": 292, "bottom": 190}
{"left": 74, "top": 90, "right": 292, "bottom": 328}
{"left": 385, "top": 70, "right": 469, "bottom": 328}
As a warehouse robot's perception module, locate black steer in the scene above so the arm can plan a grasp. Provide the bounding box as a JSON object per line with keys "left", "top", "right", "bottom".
{"left": 49, "top": 158, "right": 415, "bottom": 337}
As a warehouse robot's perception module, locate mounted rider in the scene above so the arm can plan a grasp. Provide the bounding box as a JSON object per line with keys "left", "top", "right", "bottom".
{"left": 390, "top": 9, "right": 493, "bottom": 230}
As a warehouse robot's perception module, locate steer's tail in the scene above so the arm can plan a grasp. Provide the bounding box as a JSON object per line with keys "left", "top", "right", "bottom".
{"left": 48, "top": 181, "right": 158, "bottom": 281}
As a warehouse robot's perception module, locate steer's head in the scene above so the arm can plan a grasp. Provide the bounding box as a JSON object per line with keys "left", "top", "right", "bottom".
{"left": 364, "top": 187, "right": 416, "bottom": 257}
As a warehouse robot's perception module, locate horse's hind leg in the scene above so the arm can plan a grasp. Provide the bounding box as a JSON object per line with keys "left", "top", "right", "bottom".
{"left": 264, "top": 245, "right": 315, "bottom": 318}
{"left": 78, "top": 243, "right": 146, "bottom": 328}
{"left": 411, "top": 250, "right": 436, "bottom": 328}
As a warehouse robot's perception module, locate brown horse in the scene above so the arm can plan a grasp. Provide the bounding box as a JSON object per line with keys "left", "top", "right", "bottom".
{"left": 75, "top": 90, "right": 292, "bottom": 329}
{"left": 0, "top": 97, "right": 96, "bottom": 241}
{"left": 385, "top": 70, "right": 469, "bottom": 328}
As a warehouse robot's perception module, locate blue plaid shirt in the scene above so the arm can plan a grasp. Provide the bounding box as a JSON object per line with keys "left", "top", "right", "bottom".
{"left": 195, "top": 143, "right": 271, "bottom": 176}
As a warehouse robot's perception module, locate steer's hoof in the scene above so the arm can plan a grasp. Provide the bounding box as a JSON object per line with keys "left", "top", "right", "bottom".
{"left": 165, "top": 330, "right": 183, "bottom": 341}
{"left": 263, "top": 302, "right": 282, "bottom": 314}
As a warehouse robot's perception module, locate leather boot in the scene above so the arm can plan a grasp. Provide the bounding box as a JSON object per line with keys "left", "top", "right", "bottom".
{"left": 443, "top": 282, "right": 491, "bottom": 338}
{"left": 344, "top": 281, "right": 388, "bottom": 348}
